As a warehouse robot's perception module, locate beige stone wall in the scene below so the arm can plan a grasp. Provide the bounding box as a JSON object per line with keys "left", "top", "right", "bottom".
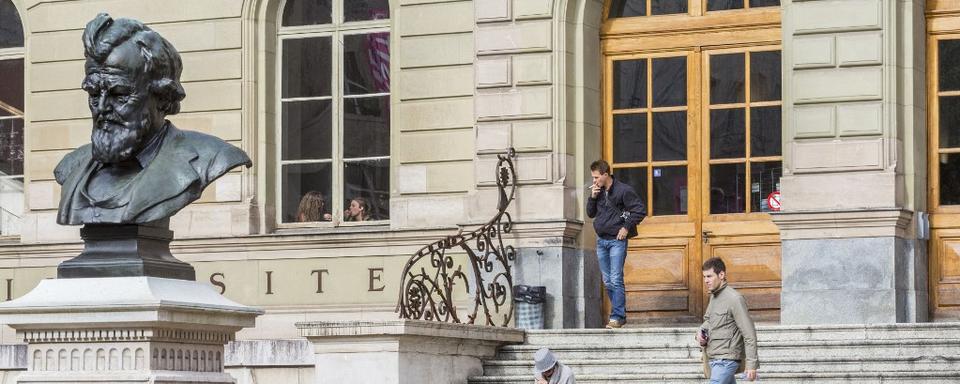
{"left": 391, "top": 0, "right": 478, "bottom": 228}
{"left": 779, "top": 0, "right": 926, "bottom": 216}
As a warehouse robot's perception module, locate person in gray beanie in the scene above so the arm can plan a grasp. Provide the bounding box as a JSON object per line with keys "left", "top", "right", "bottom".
{"left": 533, "top": 347, "right": 575, "bottom": 384}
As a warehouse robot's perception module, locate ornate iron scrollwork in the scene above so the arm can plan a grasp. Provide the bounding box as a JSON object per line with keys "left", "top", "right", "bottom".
{"left": 396, "top": 149, "right": 517, "bottom": 327}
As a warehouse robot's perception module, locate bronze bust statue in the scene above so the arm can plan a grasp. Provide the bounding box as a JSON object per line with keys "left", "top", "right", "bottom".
{"left": 54, "top": 13, "right": 251, "bottom": 225}
{"left": 53, "top": 14, "right": 251, "bottom": 280}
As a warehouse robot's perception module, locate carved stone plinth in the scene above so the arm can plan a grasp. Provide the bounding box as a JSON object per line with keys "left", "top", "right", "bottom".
{"left": 0, "top": 277, "right": 262, "bottom": 383}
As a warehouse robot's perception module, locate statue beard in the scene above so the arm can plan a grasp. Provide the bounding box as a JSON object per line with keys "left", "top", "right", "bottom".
{"left": 90, "top": 114, "right": 153, "bottom": 164}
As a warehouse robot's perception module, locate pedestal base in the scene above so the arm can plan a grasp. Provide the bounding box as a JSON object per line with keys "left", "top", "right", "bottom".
{"left": 297, "top": 320, "right": 524, "bottom": 384}
{"left": 58, "top": 223, "right": 195, "bottom": 281}
{"left": 0, "top": 277, "right": 262, "bottom": 383}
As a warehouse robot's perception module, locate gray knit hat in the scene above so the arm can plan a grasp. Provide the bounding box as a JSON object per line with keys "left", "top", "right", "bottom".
{"left": 533, "top": 347, "right": 558, "bottom": 374}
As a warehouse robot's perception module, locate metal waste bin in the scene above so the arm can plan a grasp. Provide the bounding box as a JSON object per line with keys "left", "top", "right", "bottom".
{"left": 514, "top": 285, "right": 546, "bottom": 329}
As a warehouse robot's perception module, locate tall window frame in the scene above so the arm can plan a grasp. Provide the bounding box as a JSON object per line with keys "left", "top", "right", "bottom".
{"left": 275, "top": 0, "right": 392, "bottom": 228}
{"left": 0, "top": 0, "right": 24, "bottom": 238}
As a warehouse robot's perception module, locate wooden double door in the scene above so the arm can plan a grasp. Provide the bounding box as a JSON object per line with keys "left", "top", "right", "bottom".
{"left": 602, "top": 47, "right": 783, "bottom": 324}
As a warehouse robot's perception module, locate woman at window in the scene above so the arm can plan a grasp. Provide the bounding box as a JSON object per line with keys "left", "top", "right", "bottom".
{"left": 296, "top": 191, "right": 332, "bottom": 222}
{"left": 344, "top": 197, "right": 370, "bottom": 222}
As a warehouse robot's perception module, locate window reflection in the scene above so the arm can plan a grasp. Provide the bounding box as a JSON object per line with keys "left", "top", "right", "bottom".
{"left": 280, "top": 1, "right": 390, "bottom": 225}
{"left": 710, "top": 163, "right": 745, "bottom": 214}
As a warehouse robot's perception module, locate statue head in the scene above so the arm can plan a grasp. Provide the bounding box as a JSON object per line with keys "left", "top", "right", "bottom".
{"left": 80, "top": 13, "right": 185, "bottom": 164}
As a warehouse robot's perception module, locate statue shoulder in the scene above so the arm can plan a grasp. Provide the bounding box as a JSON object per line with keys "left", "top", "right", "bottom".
{"left": 177, "top": 129, "right": 252, "bottom": 182}
{"left": 53, "top": 145, "right": 92, "bottom": 185}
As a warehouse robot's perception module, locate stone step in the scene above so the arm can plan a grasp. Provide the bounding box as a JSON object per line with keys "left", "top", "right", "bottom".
{"left": 471, "top": 324, "right": 960, "bottom": 384}
{"left": 495, "top": 339, "right": 959, "bottom": 360}
{"left": 468, "top": 371, "right": 960, "bottom": 384}
{"left": 481, "top": 356, "right": 960, "bottom": 376}
{"left": 523, "top": 323, "right": 960, "bottom": 346}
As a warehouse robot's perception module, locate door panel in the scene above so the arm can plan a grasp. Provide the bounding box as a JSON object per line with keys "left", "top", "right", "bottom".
{"left": 601, "top": 4, "right": 782, "bottom": 324}
{"left": 927, "top": 31, "right": 960, "bottom": 320}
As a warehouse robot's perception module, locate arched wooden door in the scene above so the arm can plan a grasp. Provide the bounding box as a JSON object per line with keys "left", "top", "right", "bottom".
{"left": 601, "top": 0, "right": 783, "bottom": 324}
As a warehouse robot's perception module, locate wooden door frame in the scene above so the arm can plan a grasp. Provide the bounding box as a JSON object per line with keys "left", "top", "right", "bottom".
{"left": 600, "top": 1, "right": 782, "bottom": 323}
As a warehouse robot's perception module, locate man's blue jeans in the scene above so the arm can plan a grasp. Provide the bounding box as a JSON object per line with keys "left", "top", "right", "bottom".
{"left": 596, "top": 238, "right": 627, "bottom": 322}
{"left": 709, "top": 359, "right": 740, "bottom": 384}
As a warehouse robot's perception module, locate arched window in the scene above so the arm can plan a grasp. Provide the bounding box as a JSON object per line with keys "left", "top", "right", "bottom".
{"left": 0, "top": 0, "right": 24, "bottom": 237}
{"left": 277, "top": 0, "right": 391, "bottom": 226}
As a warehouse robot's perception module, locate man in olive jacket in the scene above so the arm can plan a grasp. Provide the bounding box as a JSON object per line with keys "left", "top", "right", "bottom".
{"left": 695, "top": 257, "right": 758, "bottom": 383}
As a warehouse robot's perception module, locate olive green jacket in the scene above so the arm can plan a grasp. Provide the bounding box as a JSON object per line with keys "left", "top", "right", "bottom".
{"left": 699, "top": 282, "right": 759, "bottom": 376}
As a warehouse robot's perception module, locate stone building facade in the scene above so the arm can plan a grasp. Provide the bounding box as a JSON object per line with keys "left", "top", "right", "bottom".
{"left": 0, "top": 1, "right": 957, "bottom": 379}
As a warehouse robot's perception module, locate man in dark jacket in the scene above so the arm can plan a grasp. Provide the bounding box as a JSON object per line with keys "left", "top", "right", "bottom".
{"left": 586, "top": 160, "right": 646, "bottom": 328}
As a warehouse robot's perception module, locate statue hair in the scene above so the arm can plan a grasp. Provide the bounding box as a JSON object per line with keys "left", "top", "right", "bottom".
{"left": 82, "top": 13, "right": 186, "bottom": 115}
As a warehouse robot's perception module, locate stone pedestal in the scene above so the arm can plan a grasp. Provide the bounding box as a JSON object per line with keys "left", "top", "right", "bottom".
{"left": 58, "top": 222, "right": 195, "bottom": 281}
{"left": 773, "top": 209, "right": 927, "bottom": 324}
{"left": 297, "top": 320, "right": 524, "bottom": 384}
{"left": 0, "top": 277, "right": 262, "bottom": 383}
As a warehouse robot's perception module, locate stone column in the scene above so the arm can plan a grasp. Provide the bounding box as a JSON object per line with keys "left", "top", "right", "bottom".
{"left": 774, "top": 0, "right": 927, "bottom": 324}
{"left": 297, "top": 320, "right": 523, "bottom": 384}
{"left": 0, "top": 277, "right": 261, "bottom": 383}
{"left": 473, "top": 0, "right": 604, "bottom": 329}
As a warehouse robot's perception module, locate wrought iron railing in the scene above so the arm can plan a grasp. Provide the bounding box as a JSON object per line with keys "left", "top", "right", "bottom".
{"left": 396, "top": 149, "right": 517, "bottom": 327}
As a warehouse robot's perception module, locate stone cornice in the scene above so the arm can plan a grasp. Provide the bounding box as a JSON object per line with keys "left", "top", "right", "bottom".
{"left": 0, "top": 221, "right": 587, "bottom": 261}
{"left": 771, "top": 208, "right": 913, "bottom": 240}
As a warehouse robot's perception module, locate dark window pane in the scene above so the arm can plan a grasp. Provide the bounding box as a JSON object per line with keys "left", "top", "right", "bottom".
{"left": 282, "top": 0, "right": 332, "bottom": 26}
{"left": 0, "top": 119, "right": 23, "bottom": 176}
{"left": 940, "top": 96, "right": 960, "bottom": 149}
{"left": 344, "top": 96, "right": 390, "bottom": 158}
{"left": 344, "top": 33, "right": 390, "bottom": 95}
{"left": 652, "top": 111, "right": 686, "bottom": 161}
{"left": 282, "top": 37, "right": 332, "bottom": 98}
{"left": 751, "top": 161, "right": 782, "bottom": 213}
{"left": 282, "top": 163, "right": 332, "bottom": 223}
{"left": 608, "top": 0, "right": 646, "bottom": 18}
{"left": 710, "top": 53, "right": 745, "bottom": 104}
{"left": 708, "top": 0, "right": 743, "bottom": 11}
{"left": 652, "top": 0, "right": 687, "bottom": 15}
{"left": 941, "top": 154, "right": 960, "bottom": 205}
{"left": 0, "top": 59, "right": 23, "bottom": 115}
{"left": 652, "top": 56, "right": 686, "bottom": 107}
{"left": 751, "top": 106, "right": 781, "bottom": 157}
{"left": 613, "top": 59, "right": 647, "bottom": 109}
{"left": 615, "top": 167, "right": 647, "bottom": 212}
{"left": 940, "top": 40, "right": 960, "bottom": 92}
{"left": 0, "top": 0, "right": 23, "bottom": 49}
{"left": 344, "top": 159, "right": 390, "bottom": 221}
{"left": 710, "top": 108, "right": 746, "bottom": 159}
{"left": 345, "top": 0, "right": 390, "bottom": 22}
{"left": 750, "top": 0, "right": 780, "bottom": 7}
{"left": 282, "top": 100, "right": 332, "bottom": 161}
{"left": 613, "top": 113, "right": 648, "bottom": 163}
{"left": 0, "top": 176, "right": 22, "bottom": 236}
{"left": 710, "top": 163, "right": 746, "bottom": 214}
{"left": 750, "top": 51, "right": 781, "bottom": 102}
{"left": 652, "top": 166, "right": 687, "bottom": 215}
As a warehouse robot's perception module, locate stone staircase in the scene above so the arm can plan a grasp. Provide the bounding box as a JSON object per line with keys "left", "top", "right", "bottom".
{"left": 468, "top": 323, "right": 960, "bottom": 383}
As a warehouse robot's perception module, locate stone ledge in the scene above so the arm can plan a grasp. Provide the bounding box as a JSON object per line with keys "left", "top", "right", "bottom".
{"left": 771, "top": 208, "right": 912, "bottom": 240}
{"left": 296, "top": 319, "right": 524, "bottom": 344}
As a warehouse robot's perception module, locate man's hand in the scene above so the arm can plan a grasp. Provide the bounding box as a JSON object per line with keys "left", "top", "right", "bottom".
{"left": 616, "top": 227, "right": 629, "bottom": 240}
{"left": 535, "top": 378, "right": 548, "bottom": 384}
{"left": 590, "top": 182, "right": 601, "bottom": 198}
{"left": 744, "top": 369, "right": 757, "bottom": 381}
{"left": 695, "top": 331, "right": 707, "bottom": 346}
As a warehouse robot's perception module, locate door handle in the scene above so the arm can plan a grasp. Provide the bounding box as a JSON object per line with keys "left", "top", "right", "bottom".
{"left": 702, "top": 230, "right": 713, "bottom": 244}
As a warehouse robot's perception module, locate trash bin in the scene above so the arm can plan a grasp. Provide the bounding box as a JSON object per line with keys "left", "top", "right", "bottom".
{"left": 514, "top": 285, "right": 546, "bottom": 329}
